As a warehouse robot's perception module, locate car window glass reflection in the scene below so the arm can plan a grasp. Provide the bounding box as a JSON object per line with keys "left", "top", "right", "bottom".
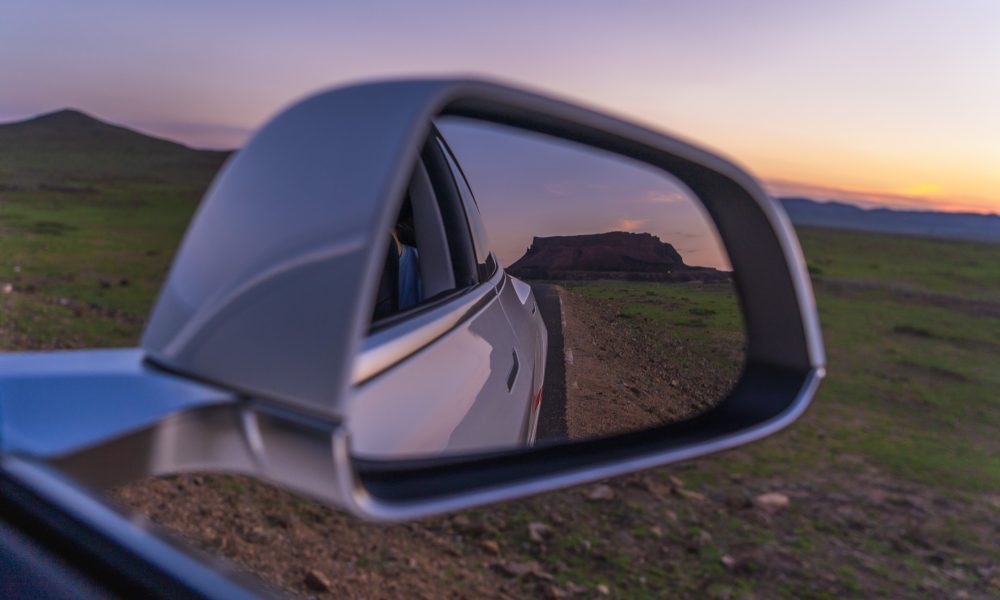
{"left": 373, "top": 195, "right": 424, "bottom": 321}
{"left": 392, "top": 203, "right": 423, "bottom": 310}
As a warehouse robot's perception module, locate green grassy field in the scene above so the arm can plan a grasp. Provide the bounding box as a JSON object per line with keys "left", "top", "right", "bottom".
{"left": 524, "top": 231, "right": 1000, "bottom": 597}
{"left": 0, "top": 110, "right": 223, "bottom": 349}
{"left": 561, "top": 279, "right": 745, "bottom": 375}
{"left": 560, "top": 229, "right": 1000, "bottom": 495}
{"left": 794, "top": 226, "right": 1000, "bottom": 493}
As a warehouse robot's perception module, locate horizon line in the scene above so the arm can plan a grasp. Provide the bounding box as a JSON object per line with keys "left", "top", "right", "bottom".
{"left": 2, "top": 107, "right": 997, "bottom": 218}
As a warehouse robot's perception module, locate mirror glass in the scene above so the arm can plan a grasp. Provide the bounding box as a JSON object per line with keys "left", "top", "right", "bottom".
{"left": 348, "top": 117, "right": 746, "bottom": 460}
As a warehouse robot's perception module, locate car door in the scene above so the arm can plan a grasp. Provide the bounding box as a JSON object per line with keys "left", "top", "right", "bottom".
{"left": 439, "top": 133, "right": 544, "bottom": 445}
{"left": 346, "top": 135, "right": 529, "bottom": 459}
{"left": 437, "top": 134, "right": 545, "bottom": 445}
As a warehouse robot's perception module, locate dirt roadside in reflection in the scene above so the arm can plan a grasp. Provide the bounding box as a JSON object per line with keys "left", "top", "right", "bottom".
{"left": 557, "top": 286, "right": 730, "bottom": 439}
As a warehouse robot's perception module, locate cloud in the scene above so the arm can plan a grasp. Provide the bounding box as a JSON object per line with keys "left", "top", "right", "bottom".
{"left": 543, "top": 182, "right": 572, "bottom": 197}
{"left": 899, "top": 183, "right": 941, "bottom": 196}
{"left": 644, "top": 190, "right": 688, "bottom": 203}
{"left": 616, "top": 218, "right": 648, "bottom": 231}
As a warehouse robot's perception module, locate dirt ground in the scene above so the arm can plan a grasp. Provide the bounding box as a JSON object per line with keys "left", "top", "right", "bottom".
{"left": 559, "top": 286, "right": 737, "bottom": 439}
{"left": 110, "top": 458, "right": 1000, "bottom": 599}
{"left": 109, "top": 284, "right": 1000, "bottom": 599}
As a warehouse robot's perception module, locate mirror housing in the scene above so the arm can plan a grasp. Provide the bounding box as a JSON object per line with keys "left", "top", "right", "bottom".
{"left": 343, "top": 81, "right": 824, "bottom": 520}
{"left": 15, "top": 79, "right": 824, "bottom": 521}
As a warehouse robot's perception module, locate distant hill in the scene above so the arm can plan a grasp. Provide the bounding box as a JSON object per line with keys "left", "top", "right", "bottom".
{"left": 508, "top": 231, "right": 727, "bottom": 282}
{"left": 779, "top": 197, "right": 1000, "bottom": 244}
{"left": 0, "top": 109, "right": 230, "bottom": 190}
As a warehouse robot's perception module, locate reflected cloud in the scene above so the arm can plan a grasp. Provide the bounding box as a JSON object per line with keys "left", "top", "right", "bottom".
{"left": 616, "top": 218, "right": 648, "bottom": 232}
{"left": 543, "top": 182, "right": 572, "bottom": 197}
{"left": 544, "top": 181, "right": 614, "bottom": 197}
{"left": 644, "top": 190, "right": 688, "bottom": 203}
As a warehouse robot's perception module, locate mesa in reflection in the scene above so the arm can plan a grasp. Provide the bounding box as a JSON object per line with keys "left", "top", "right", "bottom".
{"left": 509, "top": 230, "right": 743, "bottom": 442}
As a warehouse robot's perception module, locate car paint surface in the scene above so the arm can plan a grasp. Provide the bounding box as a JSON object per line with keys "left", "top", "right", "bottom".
{"left": 0, "top": 348, "right": 234, "bottom": 458}
{"left": 347, "top": 268, "right": 547, "bottom": 459}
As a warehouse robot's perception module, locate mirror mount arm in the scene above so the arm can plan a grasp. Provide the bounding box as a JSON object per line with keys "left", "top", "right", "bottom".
{"left": 0, "top": 349, "right": 351, "bottom": 508}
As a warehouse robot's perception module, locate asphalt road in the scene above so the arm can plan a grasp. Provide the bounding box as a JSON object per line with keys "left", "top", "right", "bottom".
{"left": 531, "top": 284, "right": 568, "bottom": 442}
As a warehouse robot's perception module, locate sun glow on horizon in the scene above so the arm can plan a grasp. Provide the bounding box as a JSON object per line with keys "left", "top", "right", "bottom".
{"left": 900, "top": 183, "right": 942, "bottom": 197}
{"left": 764, "top": 178, "right": 999, "bottom": 216}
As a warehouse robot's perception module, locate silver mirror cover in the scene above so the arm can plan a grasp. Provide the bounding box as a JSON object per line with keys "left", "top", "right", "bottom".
{"left": 141, "top": 82, "right": 442, "bottom": 416}
{"left": 141, "top": 79, "right": 822, "bottom": 418}
{"left": 137, "top": 78, "right": 823, "bottom": 519}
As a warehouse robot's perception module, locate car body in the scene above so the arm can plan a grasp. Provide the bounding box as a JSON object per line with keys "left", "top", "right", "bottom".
{"left": 347, "top": 132, "right": 548, "bottom": 457}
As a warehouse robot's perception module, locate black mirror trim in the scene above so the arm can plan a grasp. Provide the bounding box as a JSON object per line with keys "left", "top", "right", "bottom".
{"left": 321, "top": 78, "right": 825, "bottom": 519}
{"left": 353, "top": 362, "right": 816, "bottom": 503}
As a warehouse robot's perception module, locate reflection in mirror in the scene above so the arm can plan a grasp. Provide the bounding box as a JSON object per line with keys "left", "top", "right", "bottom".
{"left": 348, "top": 118, "right": 746, "bottom": 460}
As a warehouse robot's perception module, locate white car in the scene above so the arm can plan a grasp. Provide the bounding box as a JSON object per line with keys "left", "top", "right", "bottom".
{"left": 346, "top": 128, "right": 548, "bottom": 457}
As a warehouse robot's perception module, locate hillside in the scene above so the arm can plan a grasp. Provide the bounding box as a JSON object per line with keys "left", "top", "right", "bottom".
{"left": 0, "top": 110, "right": 226, "bottom": 346}
{"left": 507, "top": 231, "right": 726, "bottom": 282}
{"left": 0, "top": 109, "right": 230, "bottom": 190}
{"left": 780, "top": 196, "right": 1000, "bottom": 243}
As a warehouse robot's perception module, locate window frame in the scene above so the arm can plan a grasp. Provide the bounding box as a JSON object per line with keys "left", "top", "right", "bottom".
{"left": 433, "top": 130, "right": 499, "bottom": 282}
{"left": 367, "top": 132, "right": 483, "bottom": 334}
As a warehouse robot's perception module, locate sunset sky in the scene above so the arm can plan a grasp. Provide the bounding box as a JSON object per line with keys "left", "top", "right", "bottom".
{"left": 440, "top": 118, "right": 732, "bottom": 270}
{"left": 2, "top": 1, "right": 998, "bottom": 214}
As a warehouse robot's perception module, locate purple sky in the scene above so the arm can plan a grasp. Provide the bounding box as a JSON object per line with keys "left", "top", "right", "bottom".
{"left": 2, "top": 1, "right": 998, "bottom": 213}
{"left": 439, "top": 118, "right": 731, "bottom": 270}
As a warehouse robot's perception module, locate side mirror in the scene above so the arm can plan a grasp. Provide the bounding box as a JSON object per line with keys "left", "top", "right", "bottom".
{"left": 1, "top": 79, "right": 824, "bottom": 522}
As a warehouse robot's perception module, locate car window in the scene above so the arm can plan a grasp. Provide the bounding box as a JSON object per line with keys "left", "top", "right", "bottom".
{"left": 369, "top": 146, "right": 480, "bottom": 328}
{"left": 372, "top": 195, "right": 421, "bottom": 321}
{"left": 436, "top": 136, "right": 498, "bottom": 281}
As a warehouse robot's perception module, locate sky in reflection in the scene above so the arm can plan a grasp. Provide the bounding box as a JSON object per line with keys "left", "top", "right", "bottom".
{"left": 438, "top": 118, "right": 731, "bottom": 270}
